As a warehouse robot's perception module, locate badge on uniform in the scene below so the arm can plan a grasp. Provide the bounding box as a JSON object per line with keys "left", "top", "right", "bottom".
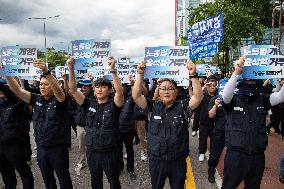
{"left": 89, "top": 107, "right": 96, "bottom": 112}
{"left": 154, "top": 116, "right": 161, "bottom": 120}
{"left": 233, "top": 107, "right": 243, "bottom": 111}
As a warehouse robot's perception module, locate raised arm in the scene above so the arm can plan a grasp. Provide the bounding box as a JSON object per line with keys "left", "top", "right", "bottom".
{"left": 270, "top": 79, "right": 284, "bottom": 106}
{"left": 66, "top": 57, "right": 85, "bottom": 106}
{"left": 152, "top": 79, "right": 162, "bottom": 101}
{"left": 222, "top": 57, "right": 244, "bottom": 104}
{"left": 33, "top": 59, "right": 65, "bottom": 102}
{"left": 87, "top": 72, "right": 95, "bottom": 90}
{"left": 132, "top": 62, "right": 147, "bottom": 109}
{"left": 61, "top": 73, "right": 70, "bottom": 95}
{"left": 6, "top": 76, "right": 31, "bottom": 103}
{"left": 187, "top": 61, "right": 203, "bottom": 110}
{"left": 188, "top": 80, "right": 193, "bottom": 98}
{"left": 208, "top": 98, "right": 221, "bottom": 118}
{"left": 108, "top": 57, "right": 124, "bottom": 107}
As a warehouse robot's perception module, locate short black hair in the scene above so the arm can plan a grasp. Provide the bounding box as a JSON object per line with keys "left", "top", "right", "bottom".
{"left": 207, "top": 75, "right": 218, "bottom": 82}
{"left": 94, "top": 78, "right": 112, "bottom": 89}
{"left": 160, "top": 78, "right": 178, "bottom": 89}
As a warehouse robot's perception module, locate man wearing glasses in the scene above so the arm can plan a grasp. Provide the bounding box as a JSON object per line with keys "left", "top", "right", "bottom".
{"left": 132, "top": 61, "right": 203, "bottom": 189}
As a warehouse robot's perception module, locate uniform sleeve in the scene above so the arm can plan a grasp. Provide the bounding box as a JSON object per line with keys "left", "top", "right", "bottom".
{"left": 113, "top": 100, "right": 123, "bottom": 114}
{"left": 223, "top": 97, "right": 234, "bottom": 112}
{"left": 29, "top": 93, "right": 39, "bottom": 106}
{"left": 81, "top": 96, "right": 91, "bottom": 111}
{"left": 222, "top": 74, "right": 241, "bottom": 104}
{"left": 55, "top": 97, "right": 68, "bottom": 110}
{"left": 263, "top": 94, "right": 271, "bottom": 111}
{"left": 146, "top": 98, "right": 154, "bottom": 112}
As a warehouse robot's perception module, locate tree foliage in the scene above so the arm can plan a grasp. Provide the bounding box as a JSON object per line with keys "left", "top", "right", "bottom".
{"left": 37, "top": 48, "right": 68, "bottom": 70}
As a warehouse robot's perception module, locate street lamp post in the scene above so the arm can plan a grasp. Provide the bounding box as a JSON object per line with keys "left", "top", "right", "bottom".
{"left": 28, "top": 15, "right": 60, "bottom": 63}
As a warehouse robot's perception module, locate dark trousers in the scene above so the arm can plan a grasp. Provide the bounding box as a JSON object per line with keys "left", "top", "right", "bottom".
{"left": 23, "top": 126, "right": 32, "bottom": 162}
{"left": 149, "top": 158, "right": 186, "bottom": 189}
{"left": 86, "top": 149, "right": 121, "bottom": 189}
{"left": 37, "top": 145, "right": 73, "bottom": 189}
{"left": 118, "top": 132, "right": 134, "bottom": 172}
{"left": 199, "top": 124, "right": 213, "bottom": 154}
{"left": 222, "top": 150, "right": 265, "bottom": 189}
{"left": 0, "top": 143, "right": 34, "bottom": 189}
{"left": 192, "top": 113, "right": 199, "bottom": 132}
{"left": 208, "top": 128, "right": 225, "bottom": 174}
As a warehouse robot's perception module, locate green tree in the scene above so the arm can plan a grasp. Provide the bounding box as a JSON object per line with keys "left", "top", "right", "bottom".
{"left": 37, "top": 48, "right": 68, "bottom": 70}
{"left": 187, "top": 0, "right": 268, "bottom": 72}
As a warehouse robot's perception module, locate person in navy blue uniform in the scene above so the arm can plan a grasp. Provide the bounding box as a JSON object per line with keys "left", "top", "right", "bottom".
{"left": 0, "top": 81, "right": 34, "bottom": 189}
{"left": 118, "top": 83, "right": 137, "bottom": 180}
{"left": 221, "top": 57, "right": 284, "bottom": 189}
{"left": 67, "top": 56, "right": 124, "bottom": 189}
{"left": 207, "top": 96, "right": 226, "bottom": 183}
{"left": 6, "top": 59, "right": 73, "bottom": 189}
{"left": 132, "top": 61, "right": 203, "bottom": 189}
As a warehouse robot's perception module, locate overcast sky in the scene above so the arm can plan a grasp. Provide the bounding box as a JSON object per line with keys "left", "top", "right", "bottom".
{"left": 0, "top": 0, "right": 175, "bottom": 58}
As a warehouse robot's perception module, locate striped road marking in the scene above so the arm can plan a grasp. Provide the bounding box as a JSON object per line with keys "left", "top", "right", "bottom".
{"left": 185, "top": 157, "right": 196, "bottom": 189}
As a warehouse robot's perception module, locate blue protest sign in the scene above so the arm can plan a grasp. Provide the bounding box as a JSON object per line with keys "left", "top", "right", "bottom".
{"left": 0, "top": 46, "right": 39, "bottom": 77}
{"left": 116, "top": 57, "right": 142, "bottom": 79}
{"left": 144, "top": 46, "right": 189, "bottom": 66}
{"left": 242, "top": 45, "right": 284, "bottom": 79}
{"left": 72, "top": 39, "right": 111, "bottom": 80}
{"left": 187, "top": 13, "right": 224, "bottom": 60}
{"left": 144, "top": 66, "right": 188, "bottom": 79}
{"left": 217, "top": 78, "right": 229, "bottom": 97}
{"left": 188, "top": 13, "right": 224, "bottom": 42}
{"left": 55, "top": 66, "right": 69, "bottom": 80}
{"left": 190, "top": 43, "right": 219, "bottom": 60}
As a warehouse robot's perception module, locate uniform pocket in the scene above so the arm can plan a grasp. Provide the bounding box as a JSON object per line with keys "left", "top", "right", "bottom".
{"left": 102, "top": 114, "right": 112, "bottom": 128}
{"left": 85, "top": 134, "right": 93, "bottom": 147}
{"left": 256, "top": 109, "right": 267, "bottom": 126}
{"left": 173, "top": 116, "right": 184, "bottom": 136}
{"left": 229, "top": 130, "right": 246, "bottom": 148}
{"left": 148, "top": 137, "right": 160, "bottom": 157}
{"left": 255, "top": 131, "right": 268, "bottom": 150}
{"left": 86, "top": 111, "right": 96, "bottom": 126}
{"left": 149, "top": 119, "right": 160, "bottom": 135}
{"left": 3, "top": 108, "right": 14, "bottom": 123}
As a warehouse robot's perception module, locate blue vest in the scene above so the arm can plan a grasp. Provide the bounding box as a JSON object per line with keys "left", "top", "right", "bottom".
{"left": 85, "top": 98, "right": 120, "bottom": 152}
{"left": 119, "top": 96, "right": 136, "bottom": 133}
{"left": 0, "top": 102, "right": 26, "bottom": 144}
{"left": 225, "top": 94, "right": 269, "bottom": 154}
{"left": 148, "top": 100, "right": 190, "bottom": 161}
{"left": 32, "top": 96, "right": 70, "bottom": 147}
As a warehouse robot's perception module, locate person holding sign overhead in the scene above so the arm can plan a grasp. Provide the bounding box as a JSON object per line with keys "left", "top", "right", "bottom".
{"left": 221, "top": 57, "right": 284, "bottom": 189}
{"left": 67, "top": 56, "right": 124, "bottom": 189}
{"left": 0, "top": 80, "right": 34, "bottom": 189}
{"left": 132, "top": 61, "right": 203, "bottom": 189}
{"left": 5, "top": 59, "right": 73, "bottom": 188}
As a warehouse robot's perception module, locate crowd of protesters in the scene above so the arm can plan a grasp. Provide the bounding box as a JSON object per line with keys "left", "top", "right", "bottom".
{"left": 0, "top": 56, "right": 284, "bottom": 189}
